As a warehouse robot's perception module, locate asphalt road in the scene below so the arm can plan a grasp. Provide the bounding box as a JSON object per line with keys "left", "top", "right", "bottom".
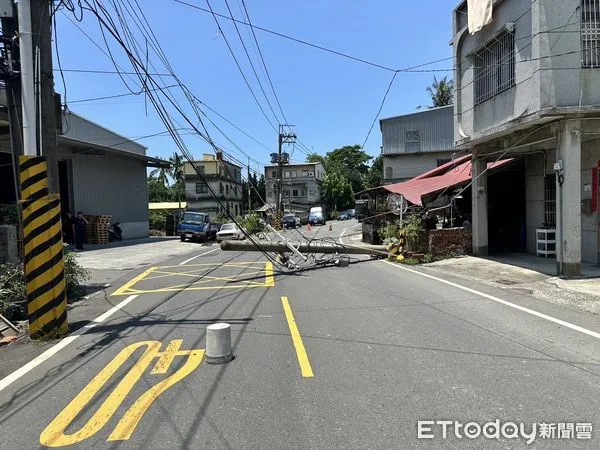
{"left": 1, "top": 220, "right": 600, "bottom": 449}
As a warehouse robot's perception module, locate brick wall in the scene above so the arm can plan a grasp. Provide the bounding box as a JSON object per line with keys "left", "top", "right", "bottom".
{"left": 428, "top": 228, "right": 472, "bottom": 256}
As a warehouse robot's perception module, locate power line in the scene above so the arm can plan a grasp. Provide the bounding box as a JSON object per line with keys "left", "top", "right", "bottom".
{"left": 361, "top": 72, "right": 397, "bottom": 152}
{"left": 69, "top": 83, "right": 180, "bottom": 103}
{"left": 222, "top": 0, "right": 280, "bottom": 124}
{"left": 173, "top": 0, "right": 397, "bottom": 73}
{"left": 53, "top": 68, "right": 174, "bottom": 75}
{"left": 204, "top": 0, "right": 278, "bottom": 131}
{"left": 240, "top": 0, "right": 289, "bottom": 125}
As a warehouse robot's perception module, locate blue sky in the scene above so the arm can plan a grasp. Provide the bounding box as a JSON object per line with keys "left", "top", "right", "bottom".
{"left": 54, "top": 1, "right": 456, "bottom": 175}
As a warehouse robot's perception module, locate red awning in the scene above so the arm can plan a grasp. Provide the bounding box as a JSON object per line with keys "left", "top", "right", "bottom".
{"left": 384, "top": 158, "right": 514, "bottom": 206}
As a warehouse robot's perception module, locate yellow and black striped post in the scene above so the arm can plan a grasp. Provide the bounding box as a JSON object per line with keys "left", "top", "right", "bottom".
{"left": 19, "top": 155, "right": 68, "bottom": 339}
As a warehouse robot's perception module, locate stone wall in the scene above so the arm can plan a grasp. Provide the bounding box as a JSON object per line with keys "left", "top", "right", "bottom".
{"left": 428, "top": 227, "right": 472, "bottom": 256}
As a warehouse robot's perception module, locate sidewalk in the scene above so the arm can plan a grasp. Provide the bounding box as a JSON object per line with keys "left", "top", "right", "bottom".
{"left": 422, "top": 255, "right": 600, "bottom": 315}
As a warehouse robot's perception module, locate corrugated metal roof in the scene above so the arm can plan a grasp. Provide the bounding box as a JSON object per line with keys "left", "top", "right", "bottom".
{"left": 384, "top": 158, "right": 514, "bottom": 206}
{"left": 62, "top": 111, "right": 147, "bottom": 156}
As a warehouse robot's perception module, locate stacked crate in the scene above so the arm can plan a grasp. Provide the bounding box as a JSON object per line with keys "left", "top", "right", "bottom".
{"left": 85, "top": 215, "right": 112, "bottom": 244}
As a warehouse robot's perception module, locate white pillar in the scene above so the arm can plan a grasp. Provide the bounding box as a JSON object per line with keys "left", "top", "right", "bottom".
{"left": 471, "top": 153, "right": 488, "bottom": 256}
{"left": 17, "top": 0, "right": 37, "bottom": 156}
{"left": 556, "top": 120, "right": 582, "bottom": 277}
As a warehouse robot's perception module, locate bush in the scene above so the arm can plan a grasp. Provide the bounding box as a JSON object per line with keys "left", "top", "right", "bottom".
{"left": 0, "top": 245, "right": 90, "bottom": 319}
{"left": 149, "top": 211, "right": 168, "bottom": 231}
{"left": 239, "top": 213, "right": 264, "bottom": 235}
{"left": 0, "top": 204, "right": 19, "bottom": 225}
{"left": 0, "top": 262, "right": 26, "bottom": 319}
{"left": 149, "top": 229, "right": 166, "bottom": 237}
{"left": 63, "top": 246, "right": 90, "bottom": 299}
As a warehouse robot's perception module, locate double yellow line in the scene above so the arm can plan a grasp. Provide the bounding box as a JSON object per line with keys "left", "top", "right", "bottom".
{"left": 281, "top": 296, "right": 314, "bottom": 378}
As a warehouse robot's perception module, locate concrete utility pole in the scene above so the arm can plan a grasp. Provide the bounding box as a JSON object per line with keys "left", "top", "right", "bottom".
{"left": 17, "top": 0, "right": 35, "bottom": 156}
{"left": 247, "top": 157, "right": 251, "bottom": 213}
{"left": 276, "top": 124, "right": 296, "bottom": 218}
{"left": 12, "top": 0, "right": 68, "bottom": 339}
{"left": 30, "top": 0, "right": 59, "bottom": 193}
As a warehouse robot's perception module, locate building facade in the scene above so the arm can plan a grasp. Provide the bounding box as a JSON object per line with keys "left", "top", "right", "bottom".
{"left": 453, "top": 0, "right": 600, "bottom": 275}
{"left": 264, "top": 162, "right": 325, "bottom": 212}
{"left": 0, "top": 110, "right": 167, "bottom": 240}
{"left": 184, "top": 154, "right": 243, "bottom": 219}
{"left": 380, "top": 105, "right": 460, "bottom": 183}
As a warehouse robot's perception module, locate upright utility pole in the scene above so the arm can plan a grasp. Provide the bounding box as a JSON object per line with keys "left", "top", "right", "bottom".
{"left": 30, "top": 0, "right": 58, "bottom": 193}
{"left": 276, "top": 124, "right": 296, "bottom": 217}
{"left": 247, "top": 157, "right": 251, "bottom": 213}
{"left": 17, "top": 0, "right": 35, "bottom": 156}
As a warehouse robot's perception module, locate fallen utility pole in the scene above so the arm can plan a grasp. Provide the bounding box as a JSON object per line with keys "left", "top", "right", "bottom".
{"left": 220, "top": 240, "right": 388, "bottom": 255}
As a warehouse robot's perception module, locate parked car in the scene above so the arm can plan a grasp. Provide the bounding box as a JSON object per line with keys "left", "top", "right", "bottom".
{"left": 347, "top": 209, "right": 356, "bottom": 219}
{"left": 337, "top": 211, "right": 349, "bottom": 221}
{"left": 178, "top": 211, "right": 212, "bottom": 242}
{"left": 282, "top": 214, "right": 299, "bottom": 229}
{"left": 216, "top": 223, "right": 245, "bottom": 241}
{"left": 308, "top": 206, "right": 326, "bottom": 226}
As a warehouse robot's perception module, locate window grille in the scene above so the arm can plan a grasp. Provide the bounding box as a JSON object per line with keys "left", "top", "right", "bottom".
{"left": 582, "top": 0, "right": 600, "bottom": 68}
{"left": 474, "top": 30, "right": 516, "bottom": 104}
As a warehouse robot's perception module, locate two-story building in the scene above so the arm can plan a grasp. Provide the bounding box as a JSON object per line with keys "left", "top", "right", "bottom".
{"left": 184, "top": 154, "right": 243, "bottom": 219}
{"left": 264, "top": 162, "right": 325, "bottom": 212}
{"left": 380, "top": 105, "right": 461, "bottom": 183}
{"left": 453, "top": 0, "right": 600, "bottom": 276}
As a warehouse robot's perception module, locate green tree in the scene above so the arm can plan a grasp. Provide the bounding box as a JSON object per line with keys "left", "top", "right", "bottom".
{"left": 326, "top": 145, "right": 371, "bottom": 194}
{"left": 306, "top": 152, "right": 327, "bottom": 169}
{"left": 366, "top": 154, "right": 384, "bottom": 188}
{"left": 322, "top": 172, "right": 354, "bottom": 212}
{"left": 426, "top": 76, "right": 454, "bottom": 107}
{"left": 148, "top": 176, "right": 172, "bottom": 202}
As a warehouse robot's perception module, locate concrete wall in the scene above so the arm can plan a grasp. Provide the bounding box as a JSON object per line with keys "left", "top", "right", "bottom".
{"left": 454, "top": 0, "right": 600, "bottom": 145}
{"left": 524, "top": 139, "right": 600, "bottom": 264}
{"left": 454, "top": 0, "right": 535, "bottom": 144}
{"left": 383, "top": 151, "right": 456, "bottom": 183}
{"left": 524, "top": 150, "right": 555, "bottom": 254}
{"left": 535, "top": 0, "right": 600, "bottom": 109}
{"left": 58, "top": 147, "right": 150, "bottom": 239}
{"left": 185, "top": 178, "right": 243, "bottom": 219}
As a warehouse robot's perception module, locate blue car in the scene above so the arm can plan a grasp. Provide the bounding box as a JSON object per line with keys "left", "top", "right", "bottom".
{"left": 178, "top": 211, "right": 215, "bottom": 242}
{"left": 337, "top": 211, "right": 349, "bottom": 221}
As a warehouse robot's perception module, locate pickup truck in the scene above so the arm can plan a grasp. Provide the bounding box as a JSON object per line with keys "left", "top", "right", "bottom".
{"left": 177, "top": 211, "right": 216, "bottom": 242}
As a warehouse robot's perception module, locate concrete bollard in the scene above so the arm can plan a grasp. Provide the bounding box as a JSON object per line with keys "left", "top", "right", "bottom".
{"left": 205, "top": 323, "right": 233, "bottom": 364}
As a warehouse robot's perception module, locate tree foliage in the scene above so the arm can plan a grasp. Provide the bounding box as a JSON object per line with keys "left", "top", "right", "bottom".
{"left": 306, "top": 145, "right": 374, "bottom": 206}
{"left": 366, "top": 155, "right": 384, "bottom": 189}
{"left": 426, "top": 76, "right": 454, "bottom": 107}
{"left": 322, "top": 172, "right": 354, "bottom": 212}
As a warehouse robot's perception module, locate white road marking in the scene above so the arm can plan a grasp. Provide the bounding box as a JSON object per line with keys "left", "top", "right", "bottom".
{"left": 339, "top": 228, "right": 346, "bottom": 244}
{"left": 383, "top": 261, "right": 600, "bottom": 340}
{"left": 178, "top": 247, "right": 220, "bottom": 265}
{"left": 0, "top": 294, "right": 139, "bottom": 393}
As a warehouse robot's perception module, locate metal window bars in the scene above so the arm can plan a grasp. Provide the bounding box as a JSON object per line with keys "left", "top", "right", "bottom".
{"left": 582, "top": 0, "right": 600, "bottom": 68}
{"left": 474, "top": 30, "right": 516, "bottom": 105}
{"left": 544, "top": 174, "right": 556, "bottom": 226}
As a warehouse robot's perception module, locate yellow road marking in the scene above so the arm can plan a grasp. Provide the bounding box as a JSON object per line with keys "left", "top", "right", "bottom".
{"left": 265, "top": 262, "right": 274, "bottom": 287}
{"left": 281, "top": 296, "right": 314, "bottom": 378}
{"left": 108, "top": 349, "right": 204, "bottom": 441}
{"left": 111, "top": 261, "right": 275, "bottom": 295}
{"left": 158, "top": 261, "right": 265, "bottom": 269}
{"left": 111, "top": 267, "right": 158, "bottom": 296}
{"left": 40, "top": 340, "right": 204, "bottom": 446}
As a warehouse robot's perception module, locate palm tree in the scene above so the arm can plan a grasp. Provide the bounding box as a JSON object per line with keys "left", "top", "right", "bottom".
{"left": 169, "top": 153, "right": 185, "bottom": 216}
{"left": 426, "top": 76, "right": 454, "bottom": 107}
{"left": 149, "top": 152, "right": 185, "bottom": 215}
